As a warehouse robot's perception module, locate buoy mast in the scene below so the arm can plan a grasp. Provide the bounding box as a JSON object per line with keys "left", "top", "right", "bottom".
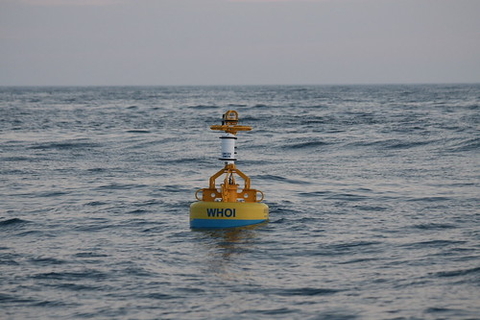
{"left": 195, "top": 110, "right": 264, "bottom": 203}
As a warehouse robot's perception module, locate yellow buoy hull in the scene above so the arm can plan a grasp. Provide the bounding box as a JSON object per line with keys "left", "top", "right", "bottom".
{"left": 190, "top": 201, "right": 269, "bottom": 229}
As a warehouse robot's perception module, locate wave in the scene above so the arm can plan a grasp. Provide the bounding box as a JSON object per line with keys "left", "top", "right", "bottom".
{"left": 28, "top": 257, "right": 66, "bottom": 266}
{"left": 0, "top": 293, "right": 36, "bottom": 303}
{"left": 283, "top": 140, "right": 330, "bottom": 149}
{"left": 29, "top": 140, "right": 100, "bottom": 151}
{"left": 187, "top": 104, "right": 218, "bottom": 109}
{"left": 32, "top": 270, "right": 109, "bottom": 281}
{"left": 346, "top": 138, "right": 436, "bottom": 150}
{"left": 444, "top": 137, "right": 480, "bottom": 153}
{"left": 95, "top": 183, "right": 148, "bottom": 191}
{"left": 255, "top": 174, "right": 311, "bottom": 185}
{"left": 434, "top": 266, "right": 480, "bottom": 278}
{"left": 411, "top": 223, "right": 456, "bottom": 230}
{"left": 125, "top": 129, "right": 151, "bottom": 134}
{"left": 0, "top": 156, "right": 31, "bottom": 162}
{"left": 0, "top": 218, "right": 30, "bottom": 227}
{"left": 401, "top": 240, "right": 466, "bottom": 249}
{"left": 307, "top": 241, "right": 384, "bottom": 257}
{"left": 274, "top": 287, "right": 340, "bottom": 296}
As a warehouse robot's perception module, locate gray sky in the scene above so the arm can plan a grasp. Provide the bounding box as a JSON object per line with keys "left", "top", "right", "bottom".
{"left": 1, "top": 0, "right": 479, "bottom": 86}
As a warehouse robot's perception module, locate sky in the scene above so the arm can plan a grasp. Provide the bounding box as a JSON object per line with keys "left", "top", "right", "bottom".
{"left": 0, "top": 0, "right": 479, "bottom": 86}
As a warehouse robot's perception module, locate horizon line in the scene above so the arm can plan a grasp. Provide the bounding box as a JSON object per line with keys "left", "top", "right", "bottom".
{"left": 1, "top": 82, "right": 479, "bottom": 88}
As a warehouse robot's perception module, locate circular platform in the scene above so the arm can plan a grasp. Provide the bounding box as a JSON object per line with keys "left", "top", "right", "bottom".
{"left": 190, "top": 201, "right": 269, "bottom": 229}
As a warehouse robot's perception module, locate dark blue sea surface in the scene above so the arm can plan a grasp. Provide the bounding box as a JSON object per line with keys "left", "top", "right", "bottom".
{"left": 1, "top": 85, "right": 479, "bottom": 319}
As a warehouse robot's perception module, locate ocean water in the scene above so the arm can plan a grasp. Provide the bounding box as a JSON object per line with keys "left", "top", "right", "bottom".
{"left": 0, "top": 85, "right": 479, "bottom": 320}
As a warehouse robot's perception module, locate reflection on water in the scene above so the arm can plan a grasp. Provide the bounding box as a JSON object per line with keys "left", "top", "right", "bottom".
{"left": 193, "top": 224, "right": 267, "bottom": 280}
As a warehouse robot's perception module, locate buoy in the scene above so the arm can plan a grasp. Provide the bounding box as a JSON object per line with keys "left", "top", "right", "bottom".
{"left": 190, "top": 110, "right": 269, "bottom": 229}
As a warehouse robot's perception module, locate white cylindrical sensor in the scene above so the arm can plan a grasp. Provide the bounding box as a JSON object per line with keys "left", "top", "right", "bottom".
{"left": 219, "top": 133, "right": 237, "bottom": 163}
